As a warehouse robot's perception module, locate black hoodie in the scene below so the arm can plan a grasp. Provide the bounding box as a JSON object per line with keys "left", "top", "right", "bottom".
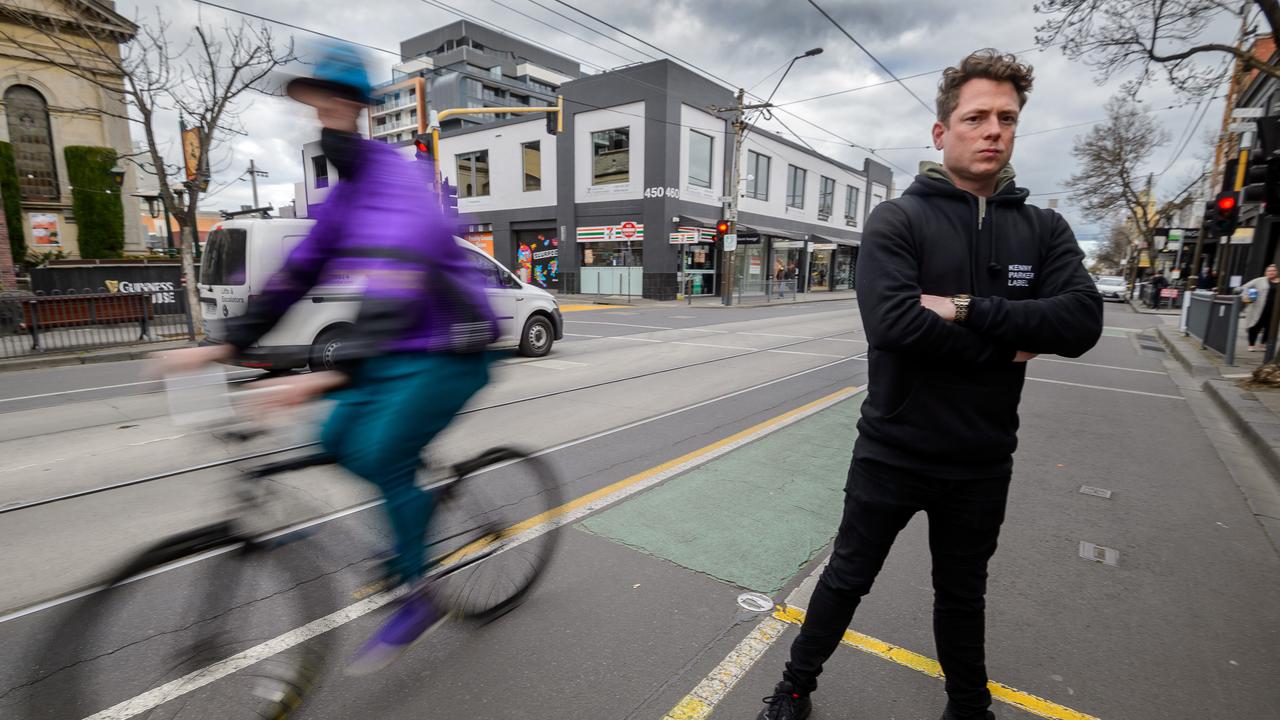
{"left": 853, "top": 167, "right": 1103, "bottom": 479}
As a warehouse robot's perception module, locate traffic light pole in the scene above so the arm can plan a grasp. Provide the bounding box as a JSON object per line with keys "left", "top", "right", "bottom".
{"left": 1218, "top": 140, "right": 1251, "bottom": 293}
{"left": 427, "top": 97, "right": 564, "bottom": 196}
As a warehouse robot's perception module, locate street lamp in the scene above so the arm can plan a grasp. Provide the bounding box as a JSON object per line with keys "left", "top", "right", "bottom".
{"left": 763, "top": 48, "right": 824, "bottom": 108}
{"left": 108, "top": 164, "right": 126, "bottom": 188}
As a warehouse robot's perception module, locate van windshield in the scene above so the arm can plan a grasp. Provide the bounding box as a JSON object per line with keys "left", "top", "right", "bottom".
{"left": 202, "top": 228, "right": 247, "bottom": 286}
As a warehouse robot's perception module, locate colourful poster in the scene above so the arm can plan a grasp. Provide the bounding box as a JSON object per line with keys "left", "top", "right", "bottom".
{"left": 517, "top": 233, "right": 559, "bottom": 289}
{"left": 31, "top": 213, "right": 60, "bottom": 247}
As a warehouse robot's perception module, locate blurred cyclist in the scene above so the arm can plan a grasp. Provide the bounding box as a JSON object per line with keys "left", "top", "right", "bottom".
{"left": 157, "top": 42, "right": 497, "bottom": 673}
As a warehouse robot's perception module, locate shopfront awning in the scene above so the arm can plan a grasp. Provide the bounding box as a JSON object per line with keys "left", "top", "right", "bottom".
{"left": 679, "top": 214, "right": 719, "bottom": 228}
{"left": 737, "top": 223, "right": 807, "bottom": 241}
{"left": 808, "top": 233, "right": 859, "bottom": 247}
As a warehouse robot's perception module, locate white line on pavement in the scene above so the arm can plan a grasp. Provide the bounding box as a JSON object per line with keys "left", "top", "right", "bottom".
{"left": 562, "top": 333, "right": 602, "bottom": 338}
{"left": 1025, "top": 376, "right": 1185, "bottom": 400}
{"left": 70, "top": 392, "right": 863, "bottom": 720}
{"left": 564, "top": 320, "right": 673, "bottom": 330}
{"left": 0, "top": 353, "right": 867, "bottom": 626}
{"left": 1036, "top": 358, "right": 1167, "bottom": 375}
{"left": 737, "top": 332, "right": 816, "bottom": 339}
{"left": 0, "top": 370, "right": 259, "bottom": 404}
{"left": 768, "top": 350, "right": 848, "bottom": 359}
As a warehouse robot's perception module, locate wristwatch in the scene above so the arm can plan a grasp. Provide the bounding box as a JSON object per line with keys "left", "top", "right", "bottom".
{"left": 950, "top": 294, "right": 971, "bottom": 324}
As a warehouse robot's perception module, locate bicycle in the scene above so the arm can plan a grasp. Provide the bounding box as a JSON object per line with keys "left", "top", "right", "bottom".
{"left": 12, "top": 370, "right": 562, "bottom": 719}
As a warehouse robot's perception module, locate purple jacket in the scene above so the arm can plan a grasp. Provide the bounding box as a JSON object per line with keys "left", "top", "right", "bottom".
{"left": 225, "top": 139, "right": 498, "bottom": 357}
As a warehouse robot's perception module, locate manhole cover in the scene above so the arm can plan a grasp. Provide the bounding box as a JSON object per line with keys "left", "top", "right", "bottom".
{"left": 736, "top": 592, "right": 775, "bottom": 613}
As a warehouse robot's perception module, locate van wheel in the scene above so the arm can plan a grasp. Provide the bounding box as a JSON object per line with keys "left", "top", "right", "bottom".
{"left": 310, "top": 327, "right": 351, "bottom": 371}
{"left": 519, "top": 316, "right": 553, "bottom": 357}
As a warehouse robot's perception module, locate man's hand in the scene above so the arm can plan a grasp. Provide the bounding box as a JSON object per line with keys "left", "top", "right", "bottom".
{"left": 150, "top": 344, "right": 234, "bottom": 377}
{"left": 920, "top": 294, "right": 956, "bottom": 321}
{"left": 1013, "top": 351, "right": 1037, "bottom": 362}
{"left": 246, "top": 371, "right": 348, "bottom": 413}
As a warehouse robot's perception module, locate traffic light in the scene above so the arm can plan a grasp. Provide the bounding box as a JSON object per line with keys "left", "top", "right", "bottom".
{"left": 1202, "top": 199, "right": 1220, "bottom": 239}
{"left": 1214, "top": 191, "right": 1240, "bottom": 237}
{"left": 1241, "top": 115, "right": 1280, "bottom": 214}
{"left": 546, "top": 96, "right": 563, "bottom": 136}
{"left": 716, "top": 220, "right": 730, "bottom": 237}
{"left": 413, "top": 133, "right": 433, "bottom": 162}
{"left": 440, "top": 178, "right": 458, "bottom": 217}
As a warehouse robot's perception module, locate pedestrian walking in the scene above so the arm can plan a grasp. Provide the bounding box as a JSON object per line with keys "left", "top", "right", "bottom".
{"left": 754, "top": 48, "right": 1103, "bottom": 720}
{"left": 1149, "top": 271, "right": 1169, "bottom": 308}
{"left": 1241, "top": 264, "right": 1279, "bottom": 351}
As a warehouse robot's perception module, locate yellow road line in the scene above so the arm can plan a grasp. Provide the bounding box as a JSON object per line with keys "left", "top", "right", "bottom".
{"left": 773, "top": 606, "right": 1101, "bottom": 720}
{"left": 558, "top": 304, "right": 628, "bottom": 312}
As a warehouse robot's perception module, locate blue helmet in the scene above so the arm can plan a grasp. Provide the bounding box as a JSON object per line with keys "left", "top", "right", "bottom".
{"left": 286, "top": 41, "right": 373, "bottom": 104}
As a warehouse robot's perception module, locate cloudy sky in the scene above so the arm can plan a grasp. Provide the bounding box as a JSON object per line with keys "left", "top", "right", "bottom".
{"left": 115, "top": 0, "right": 1244, "bottom": 254}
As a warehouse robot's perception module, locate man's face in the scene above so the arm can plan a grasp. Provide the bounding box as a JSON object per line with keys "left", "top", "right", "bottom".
{"left": 1267, "top": 265, "right": 1278, "bottom": 280}
{"left": 932, "top": 78, "right": 1021, "bottom": 188}
{"left": 290, "top": 84, "right": 363, "bottom": 132}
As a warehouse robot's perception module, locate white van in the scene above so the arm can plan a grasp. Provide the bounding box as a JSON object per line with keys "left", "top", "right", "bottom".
{"left": 198, "top": 218, "right": 563, "bottom": 370}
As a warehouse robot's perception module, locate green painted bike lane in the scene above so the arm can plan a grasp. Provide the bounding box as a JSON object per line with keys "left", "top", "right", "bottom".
{"left": 577, "top": 393, "right": 862, "bottom": 594}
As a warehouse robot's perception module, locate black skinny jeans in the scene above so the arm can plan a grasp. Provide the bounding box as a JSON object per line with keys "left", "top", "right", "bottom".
{"left": 783, "top": 457, "right": 1011, "bottom": 718}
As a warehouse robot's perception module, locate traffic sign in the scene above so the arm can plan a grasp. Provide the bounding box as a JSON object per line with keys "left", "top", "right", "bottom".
{"left": 1232, "top": 107, "right": 1265, "bottom": 118}
{"left": 723, "top": 233, "right": 738, "bottom": 252}
{"left": 619, "top": 221, "right": 639, "bottom": 239}
{"left": 1229, "top": 122, "right": 1256, "bottom": 133}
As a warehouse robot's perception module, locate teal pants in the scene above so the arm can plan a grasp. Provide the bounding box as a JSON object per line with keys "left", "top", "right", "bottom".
{"left": 320, "top": 352, "right": 489, "bottom": 582}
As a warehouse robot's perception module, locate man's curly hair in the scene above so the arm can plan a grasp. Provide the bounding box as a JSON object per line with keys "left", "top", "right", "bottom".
{"left": 936, "top": 49, "right": 1034, "bottom": 124}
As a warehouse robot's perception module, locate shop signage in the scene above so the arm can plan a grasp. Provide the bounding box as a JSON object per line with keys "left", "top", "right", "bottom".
{"left": 669, "top": 231, "right": 698, "bottom": 244}
{"left": 577, "top": 223, "right": 646, "bottom": 242}
{"left": 677, "top": 226, "right": 717, "bottom": 242}
{"left": 773, "top": 240, "right": 805, "bottom": 249}
{"left": 810, "top": 243, "right": 838, "bottom": 251}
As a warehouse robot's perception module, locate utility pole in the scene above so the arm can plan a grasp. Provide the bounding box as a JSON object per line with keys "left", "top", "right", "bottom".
{"left": 714, "top": 89, "right": 772, "bottom": 306}
{"left": 246, "top": 159, "right": 269, "bottom": 208}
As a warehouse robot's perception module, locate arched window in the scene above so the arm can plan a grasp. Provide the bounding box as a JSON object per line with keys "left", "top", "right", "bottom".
{"left": 4, "top": 85, "right": 59, "bottom": 201}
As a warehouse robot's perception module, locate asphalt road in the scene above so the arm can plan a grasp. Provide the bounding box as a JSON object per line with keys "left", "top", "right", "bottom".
{"left": 0, "top": 301, "right": 1277, "bottom": 720}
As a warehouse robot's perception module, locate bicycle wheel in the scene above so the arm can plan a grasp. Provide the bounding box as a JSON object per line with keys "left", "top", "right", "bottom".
{"left": 425, "top": 446, "right": 562, "bottom": 622}
{"left": 11, "top": 523, "right": 334, "bottom": 720}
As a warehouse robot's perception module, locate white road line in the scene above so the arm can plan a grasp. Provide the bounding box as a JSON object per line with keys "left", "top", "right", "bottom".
{"left": 0, "top": 370, "right": 258, "bottom": 404}
{"left": 71, "top": 392, "right": 863, "bottom": 720}
{"left": 1036, "top": 358, "right": 1167, "bottom": 375}
{"left": 822, "top": 338, "right": 866, "bottom": 343}
{"left": 679, "top": 328, "right": 731, "bottom": 334}
{"left": 767, "top": 350, "right": 847, "bottom": 359}
{"left": 0, "top": 353, "right": 868, "bottom": 626}
{"left": 669, "top": 341, "right": 757, "bottom": 351}
{"left": 661, "top": 558, "right": 828, "bottom": 720}
{"left": 563, "top": 332, "right": 602, "bottom": 338}
{"left": 565, "top": 320, "right": 673, "bottom": 330}
{"left": 606, "top": 336, "right": 665, "bottom": 343}
{"left": 1025, "top": 376, "right": 1185, "bottom": 400}
{"left": 737, "top": 332, "right": 816, "bottom": 339}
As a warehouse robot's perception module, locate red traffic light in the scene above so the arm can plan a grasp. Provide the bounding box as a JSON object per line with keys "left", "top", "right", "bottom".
{"left": 716, "top": 220, "right": 730, "bottom": 235}
{"left": 1216, "top": 194, "right": 1237, "bottom": 212}
{"left": 414, "top": 138, "right": 430, "bottom": 154}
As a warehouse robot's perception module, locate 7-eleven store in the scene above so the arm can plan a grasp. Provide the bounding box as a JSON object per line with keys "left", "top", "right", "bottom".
{"left": 575, "top": 222, "right": 720, "bottom": 298}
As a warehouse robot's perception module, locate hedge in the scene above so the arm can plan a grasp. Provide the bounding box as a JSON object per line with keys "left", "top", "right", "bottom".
{"left": 64, "top": 145, "right": 124, "bottom": 259}
{"left": 0, "top": 142, "right": 24, "bottom": 263}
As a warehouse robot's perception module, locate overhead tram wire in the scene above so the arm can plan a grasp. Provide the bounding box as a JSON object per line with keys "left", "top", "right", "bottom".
{"left": 417, "top": 0, "right": 612, "bottom": 73}
{"left": 803, "top": 0, "right": 934, "bottom": 117}
{"left": 522, "top": 0, "right": 660, "bottom": 62}
{"left": 191, "top": 0, "right": 399, "bottom": 56}
{"left": 480, "top": 0, "right": 650, "bottom": 67}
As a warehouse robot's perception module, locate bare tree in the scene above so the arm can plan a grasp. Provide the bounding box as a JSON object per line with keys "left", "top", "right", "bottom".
{"left": 1069, "top": 95, "right": 1173, "bottom": 286}
{"left": 0, "top": 5, "right": 295, "bottom": 315}
{"left": 1090, "top": 222, "right": 1134, "bottom": 274}
{"left": 1034, "top": 0, "right": 1271, "bottom": 96}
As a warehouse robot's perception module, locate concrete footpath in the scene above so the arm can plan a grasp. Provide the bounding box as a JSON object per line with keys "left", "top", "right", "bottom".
{"left": 1155, "top": 314, "right": 1280, "bottom": 483}
{"left": 553, "top": 289, "right": 858, "bottom": 309}
{"left": 0, "top": 339, "right": 195, "bottom": 373}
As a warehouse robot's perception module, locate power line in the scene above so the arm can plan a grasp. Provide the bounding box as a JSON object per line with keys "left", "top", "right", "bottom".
{"left": 522, "top": 0, "right": 659, "bottom": 62}
{"left": 803, "top": 0, "right": 934, "bottom": 117}
{"left": 418, "top": 0, "right": 611, "bottom": 73}
{"left": 192, "top": 0, "right": 398, "bottom": 56}
{"left": 482, "top": 0, "right": 647, "bottom": 67}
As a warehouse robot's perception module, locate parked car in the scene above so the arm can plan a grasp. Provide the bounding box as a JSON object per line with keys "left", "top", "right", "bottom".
{"left": 1094, "top": 275, "right": 1127, "bottom": 302}
{"left": 198, "top": 218, "right": 562, "bottom": 370}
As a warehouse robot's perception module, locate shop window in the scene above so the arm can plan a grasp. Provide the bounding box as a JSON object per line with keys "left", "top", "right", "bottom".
{"left": 522, "top": 141, "right": 541, "bottom": 191}
{"left": 312, "top": 156, "right": 329, "bottom": 189}
{"left": 456, "top": 150, "right": 490, "bottom": 197}
{"left": 5, "top": 85, "right": 59, "bottom": 201}
{"left": 688, "top": 130, "right": 713, "bottom": 188}
{"left": 745, "top": 151, "right": 770, "bottom": 200}
{"left": 581, "top": 241, "right": 643, "bottom": 267}
{"left": 818, "top": 176, "right": 835, "bottom": 220}
{"left": 786, "top": 165, "right": 806, "bottom": 209}
{"left": 845, "top": 186, "right": 860, "bottom": 226}
{"left": 591, "top": 127, "right": 630, "bottom": 185}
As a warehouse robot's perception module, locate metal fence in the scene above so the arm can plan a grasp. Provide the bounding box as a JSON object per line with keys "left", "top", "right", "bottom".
{"left": 0, "top": 289, "right": 195, "bottom": 359}
{"left": 1184, "top": 291, "right": 1241, "bottom": 365}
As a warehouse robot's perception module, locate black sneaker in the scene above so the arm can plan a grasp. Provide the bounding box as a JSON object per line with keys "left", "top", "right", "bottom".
{"left": 756, "top": 681, "right": 811, "bottom": 720}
